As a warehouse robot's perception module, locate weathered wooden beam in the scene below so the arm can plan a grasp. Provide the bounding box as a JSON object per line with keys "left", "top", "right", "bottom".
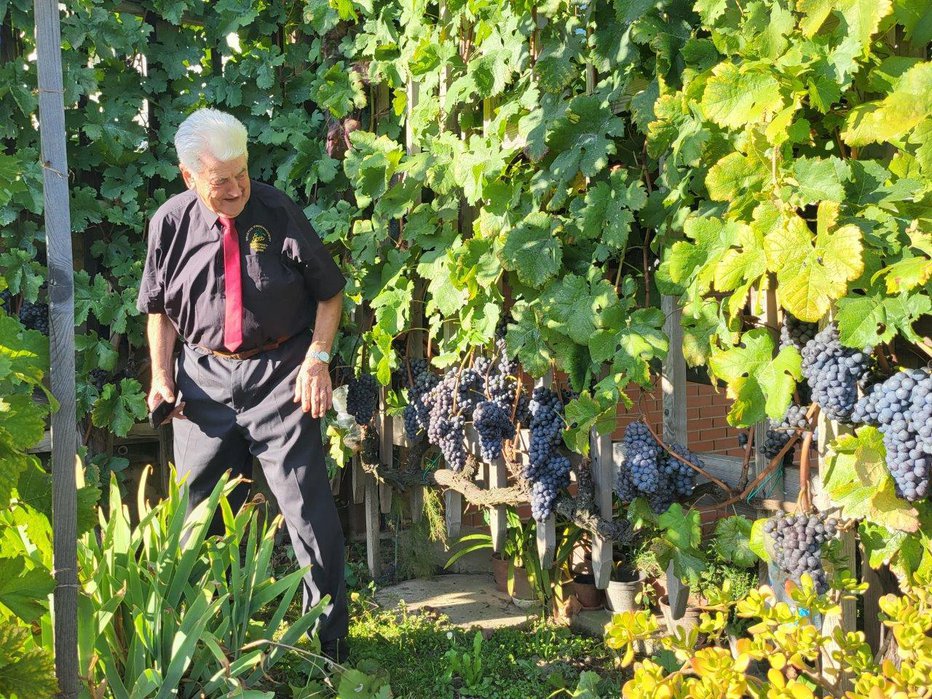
{"left": 35, "top": 0, "right": 78, "bottom": 695}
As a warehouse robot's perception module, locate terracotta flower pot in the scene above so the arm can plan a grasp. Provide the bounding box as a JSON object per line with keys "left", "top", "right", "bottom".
{"left": 572, "top": 573, "right": 604, "bottom": 610}
{"left": 509, "top": 565, "right": 535, "bottom": 601}
{"left": 492, "top": 554, "right": 509, "bottom": 594}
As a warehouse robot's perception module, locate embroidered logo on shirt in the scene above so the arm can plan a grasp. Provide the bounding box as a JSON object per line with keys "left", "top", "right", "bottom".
{"left": 246, "top": 225, "right": 271, "bottom": 253}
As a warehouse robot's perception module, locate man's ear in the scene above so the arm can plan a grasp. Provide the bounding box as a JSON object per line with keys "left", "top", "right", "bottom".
{"left": 180, "top": 164, "right": 195, "bottom": 190}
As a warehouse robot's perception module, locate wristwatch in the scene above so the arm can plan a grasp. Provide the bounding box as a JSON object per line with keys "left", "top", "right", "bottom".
{"left": 308, "top": 349, "right": 331, "bottom": 364}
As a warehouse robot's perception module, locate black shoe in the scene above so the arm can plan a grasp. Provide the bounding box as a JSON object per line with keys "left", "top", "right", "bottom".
{"left": 321, "top": 637, "right": 349, "bottom": 664}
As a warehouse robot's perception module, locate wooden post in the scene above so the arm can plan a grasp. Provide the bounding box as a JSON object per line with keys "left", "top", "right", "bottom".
{"left": 860, "top": 544, "right": 883, "bottom": 655}
{"left": 813, "top": 410, "right": 856, "bottom": 689}
{"left": 752, "top": 288, "right": 782, "bottom": 494}
{"left": 661, "top": 296, "right": 689, "bottom": 618}
{"left": 490, "top": 455, "right": 507, "bottom": 552}
{"left": 365, "top": 469, "right": 381, "bottom": 579}
{"left": 35, "top": 1, "right": 78, "bottom": 696}
{"left": 590, "top": 429, "right": 613, "bottom": 589}
{"left": 379, "top": 387, "right": 393, "bottom": 514}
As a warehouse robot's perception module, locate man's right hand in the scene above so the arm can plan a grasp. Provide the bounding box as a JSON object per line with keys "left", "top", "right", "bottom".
{"left": 148, "top": 371, "right": 185, "bottom": 423}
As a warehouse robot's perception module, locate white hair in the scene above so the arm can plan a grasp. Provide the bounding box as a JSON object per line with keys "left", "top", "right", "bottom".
{"left": 174, "top": 108, "right": 248, "bottom": 173}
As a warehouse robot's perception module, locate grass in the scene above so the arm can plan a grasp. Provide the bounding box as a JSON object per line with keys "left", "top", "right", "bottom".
{"left": 259, "top": 530, "right": 627, "bottom": 698}
{"left": 343, "top": 592, "right": 625, "bottom": 698}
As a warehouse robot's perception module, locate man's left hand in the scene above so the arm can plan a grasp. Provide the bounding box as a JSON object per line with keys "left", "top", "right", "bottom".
{"left": 294, "top": 357, "right": 332, "bottom": 417}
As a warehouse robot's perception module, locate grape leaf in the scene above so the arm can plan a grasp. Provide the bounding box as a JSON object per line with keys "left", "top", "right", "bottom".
{"left": 713, "top": 516, "right": 757, "bottom": 568}
{"left": 500, "top": 212, "right": 563, "bottom": 288}
{"left": 0, "top": 622, "right": 58, "bottom": 697}
{"left": 576, "top": 169, "right": 647, "bottom": 250}
{"left": 768, "top": 205, "right": 863, "bottom": 323}
{"left": 0, "top": 558, "right": 55, "bottom": 623}
{"left": 843, "top": 61, "right": 932, "bottom": 146}
{"left": 859, "top": 521, "right": 908, "bottom": 569}
{"left": 0, "top": 394, "right": 46, "bottom": 452}
{"left": 563, "top": 393, "right": 615, "bottom": 455}
{"left": 701, "top": 63, "right": 783, "bottom": 129}
{"left": 0, "top": 316, "right": 47, "bottom": 386}
{"left": 705, "top": 152, "right": 768, "bottom": 203}
{"left": 822, "top": 426, "right": 919, "bottom": 533}
{"left": 791, "top": 156, "right": 851, "bottom": 205}
{"left": 837, "top": 290, "right": 931, "bottom": 347}
{"left": 505, "top": 302, "right": 552, "bottom": 378}
{"left": 708, "top": 329, "right": 802, "bottom": 427}
{"left": 91, "top": 378, "right": 148, "bottom": 437}
{"left": 837, "top": 0, "right": 894, "bottom": 59}
{"left": 694, "top": 0, "right": 729, "bottom": 25}
{"left": 543, "top": 275, "right": 607, "bottom": 344}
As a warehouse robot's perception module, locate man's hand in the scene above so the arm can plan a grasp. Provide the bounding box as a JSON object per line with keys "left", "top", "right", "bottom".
{"left": 294, "top": 357, "right": 332, "bottom": 417}
{"left": 148, "top": 370, "right": 185, "bottom": 424}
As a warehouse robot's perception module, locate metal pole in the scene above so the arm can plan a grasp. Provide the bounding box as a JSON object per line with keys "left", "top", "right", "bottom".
{"left": 34, "top": 1, "right": 78, "bottom": 696}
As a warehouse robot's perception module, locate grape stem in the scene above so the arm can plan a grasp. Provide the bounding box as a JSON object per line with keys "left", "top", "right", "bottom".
{"left": 638, "top": 417, "right": 734, "bottom": 496}
{"left": 737, "top": 429, "right": 754, "bottom": 491}
{"left": 797, "top": 425, "right": 815, "bottom": 514}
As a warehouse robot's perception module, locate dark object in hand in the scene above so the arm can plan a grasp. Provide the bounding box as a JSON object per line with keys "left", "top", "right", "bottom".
{"left": 149, "top": 400, "right": 176, "bottom": 429}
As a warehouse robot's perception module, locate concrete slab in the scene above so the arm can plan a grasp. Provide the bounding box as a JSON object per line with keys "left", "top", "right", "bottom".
{"left": 571, "top": 608, "right": 613, "bottom": 637}
{"left": 373, "top": 573, "right": 535, "bottom": 630}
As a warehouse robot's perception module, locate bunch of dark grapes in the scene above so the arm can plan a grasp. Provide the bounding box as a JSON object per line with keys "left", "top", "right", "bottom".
{"left": 615, "top": 421, "right": 698, "bottom": 513}
{"left": 763, "top": 513, "right": 838, "bottom": 593}
{"left": 19, "top": 300, "right": 50, "bottom": 334}
{"left": 852, "top": 368, "right": 932, "bottom": 501}
{"left": 473, "top": 400, "right": 515, "bottom": 461}
{"left": 800, "top": 324, "right": 871, "bottom": 422}
{"left": 661, "top": 443, "right": 699, "bottom": 498}
{"left": 89, "top": 368, "right": 111, "bottom": 392}
{"left": 455, "top": 366, "right": 486, "bottom": 419}
{"left": 425, "top": 370, "right": 468, "bottom": 472}
{"left": 524, "top": 387, "right": 570, "bottom": 521}
{"left": 403, "top": 358, "right": 438, "bottom": 440}
{"left": 758, "top": 404, "right": 810, "bottom": 461}
{"left": 346, "top": 373, "right": 378, "bottom": 425}
{"left": 621, "top": 421, "right": 662, "bottom": 494}
{"left": 0, "top": 290, "right": 12, "bottom": 315}
{"left": 779, "top": 315, "right": 818, "bottom": 352}
{"left": 487, "top": 337, "right": 519, "bottom": 412}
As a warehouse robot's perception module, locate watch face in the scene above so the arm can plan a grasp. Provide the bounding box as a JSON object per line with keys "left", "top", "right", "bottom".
{"left": 317, "top": 351, "right": 330, "bottom": 362}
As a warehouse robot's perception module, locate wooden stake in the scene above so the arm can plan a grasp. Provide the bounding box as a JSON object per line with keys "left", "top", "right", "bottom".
{"left": 35, "top": 1, "right": 78, "bottom": 695}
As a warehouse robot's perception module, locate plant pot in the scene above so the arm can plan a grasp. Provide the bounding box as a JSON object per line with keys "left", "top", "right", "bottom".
{"left": 572, "top": 573, "right": 604, "bottom": 610}
{"left": 659, "top": 594, "right": 700, "bottom": 636}
{"left": 491, "top": 554, "right": 509, "bottom": 594}
{"left": 509, "top": 565, "right": 535, "bottom": 601}
{"left": 606, "top": 571, "right": 644, "bottom": 613}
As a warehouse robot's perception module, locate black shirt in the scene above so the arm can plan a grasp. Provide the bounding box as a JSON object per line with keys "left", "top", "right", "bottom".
{"left": 137, "top": 181, "right": 345, "bottom": 351}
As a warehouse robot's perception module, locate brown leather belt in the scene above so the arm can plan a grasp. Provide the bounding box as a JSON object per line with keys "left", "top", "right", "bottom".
{"left": 198, "top": 335, "right": 291, "bottom": 360}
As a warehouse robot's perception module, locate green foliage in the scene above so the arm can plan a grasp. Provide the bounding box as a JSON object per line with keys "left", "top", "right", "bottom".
{"left": 0, "top": 308, "right": 60, "bottom": 698}
{"left": 0, "top": 621, "right": 57, "bottom": 699}
{"left": 604, "top": 577, "right": 932, "bottom": 698}
{"left": 78, "top": 472, "right": 325, "bottom": 697}
{"left": 649, "top": 0, "right": 931, "bottom": 425}
{"left": 349, "top": 599, "right": 621, "bottom": 698}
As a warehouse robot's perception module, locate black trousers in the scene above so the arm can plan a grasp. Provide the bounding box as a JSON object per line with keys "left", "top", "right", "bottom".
{"left": 172, "top": 333, "right": 348, "bottom": 642}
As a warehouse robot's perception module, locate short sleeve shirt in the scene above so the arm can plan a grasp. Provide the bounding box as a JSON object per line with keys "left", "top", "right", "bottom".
{"left": 136, "top": 181, "right": 345, "bottom": 351}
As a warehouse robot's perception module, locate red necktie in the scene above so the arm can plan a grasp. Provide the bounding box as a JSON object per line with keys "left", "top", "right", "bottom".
{"left": 219, "top": 216, "right": 243, "bottom": 352}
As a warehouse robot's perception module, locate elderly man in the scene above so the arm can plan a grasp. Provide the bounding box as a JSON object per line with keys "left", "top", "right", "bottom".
{"left": 137, "top": 108, "right": 349, "bottom": 660}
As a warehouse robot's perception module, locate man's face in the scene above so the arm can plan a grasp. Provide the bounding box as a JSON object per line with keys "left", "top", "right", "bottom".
{"left": 180, "top": 152, "right": 250, "bottom": 219}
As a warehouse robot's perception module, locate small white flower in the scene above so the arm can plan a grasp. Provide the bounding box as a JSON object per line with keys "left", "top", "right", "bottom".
{"left": 446, "top": 631, "right": 453, "bottom": 640}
